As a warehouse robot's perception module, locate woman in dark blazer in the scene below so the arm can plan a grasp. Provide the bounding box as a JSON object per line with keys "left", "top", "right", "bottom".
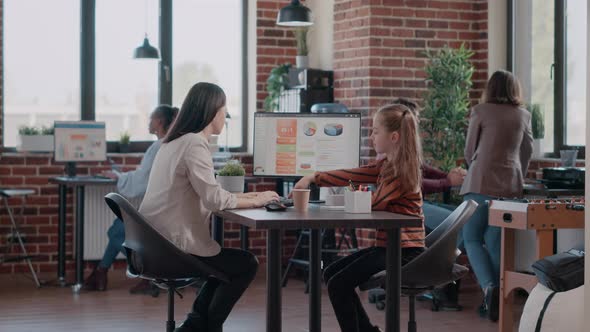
{"left": 460, "top": 70, "right": 533, "bottom": 321}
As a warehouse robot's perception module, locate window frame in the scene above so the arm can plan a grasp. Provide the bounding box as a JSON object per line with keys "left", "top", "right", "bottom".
{"left": 3, "top": 0, "right": 249, "bottom": 153}
{"left": 507, "top": 0, "right": 586, "bottom": 159}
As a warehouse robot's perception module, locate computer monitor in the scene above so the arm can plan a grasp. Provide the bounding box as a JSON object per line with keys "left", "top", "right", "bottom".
{"left": 253, "top": 112, "right": 361, "bottom": 178}
{"left": 54, "top": 121, "right": 107, "bottom": 176}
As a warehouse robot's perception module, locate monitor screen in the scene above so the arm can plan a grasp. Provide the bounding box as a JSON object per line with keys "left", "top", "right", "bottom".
{"left": 54, "top": 121, "right": 107, "bottom": 162}
{"left": 253, "top": 112, "right": 361, "bottom": 177}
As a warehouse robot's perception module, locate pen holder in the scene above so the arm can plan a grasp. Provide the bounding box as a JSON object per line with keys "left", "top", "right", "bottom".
{"left": 344, "top": 190, "right": 371, "bottom": 214}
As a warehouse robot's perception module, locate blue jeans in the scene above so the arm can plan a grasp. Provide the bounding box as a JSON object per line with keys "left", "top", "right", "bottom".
{"left": 462, "top": 193, "right": 501, "bottom": 290}
{"left": 98, "top": 218, "right": 126, "bottom": 269}
{"left": 423, "top": 202, "right": 464, "bottom": 251}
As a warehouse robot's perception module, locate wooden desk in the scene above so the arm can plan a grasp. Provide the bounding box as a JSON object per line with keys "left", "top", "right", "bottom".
{"left": 49, "top": 176, "right": 116, "bottom": 292}
{"left": 214, "top": 205, "right": 421, "bottom": 332}
{"left": 489, "top": 199, "right": 585, "bottom": 332}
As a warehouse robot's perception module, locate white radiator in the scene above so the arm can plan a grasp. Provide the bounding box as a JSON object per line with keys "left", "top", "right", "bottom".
{"left": 83, "top": 185, "right": 142, "bottom": 260}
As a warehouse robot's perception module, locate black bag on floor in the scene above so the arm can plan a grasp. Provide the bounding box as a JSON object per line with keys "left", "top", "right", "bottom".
{"left": 531, "top": 249, "right": 584, "bottom": 292}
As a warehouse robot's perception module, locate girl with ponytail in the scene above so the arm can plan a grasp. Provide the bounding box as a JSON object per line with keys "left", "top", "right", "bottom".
{"left": 292, "top": 104, "right": 425, "bottom": 332}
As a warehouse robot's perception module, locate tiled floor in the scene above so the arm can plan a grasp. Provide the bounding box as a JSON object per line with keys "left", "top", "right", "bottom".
{"left": 0, "top": 269, "right": 510, "bottom": 331}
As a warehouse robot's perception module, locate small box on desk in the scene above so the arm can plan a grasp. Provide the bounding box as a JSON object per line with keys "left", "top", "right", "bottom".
{"left": 344, "top": 191, "right": 371, "bottom": 214}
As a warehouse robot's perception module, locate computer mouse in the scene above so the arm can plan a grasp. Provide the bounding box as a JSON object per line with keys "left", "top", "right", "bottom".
{"left": 265, "top": 202, "right": 287, "bottom": 212}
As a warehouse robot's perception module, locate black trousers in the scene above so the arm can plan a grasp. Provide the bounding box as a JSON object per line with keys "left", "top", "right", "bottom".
{"left": 189, "top": 248, "right": 259, "bottom": 332}
{"left": 323, "top": 246, "right": 424, "bottom": 332}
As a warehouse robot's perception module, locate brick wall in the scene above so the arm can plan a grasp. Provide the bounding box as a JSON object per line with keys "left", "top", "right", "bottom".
{"left": 333, "top": 0, "right": 488, "bottom": 163}
{"left": 256, "top": 0, "right": 298, "bottom": 111}
{"left": 333, "top": 0, "right": 488, "bottom": 248}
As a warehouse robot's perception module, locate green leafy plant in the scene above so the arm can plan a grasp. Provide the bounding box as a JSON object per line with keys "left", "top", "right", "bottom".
{"left": 19, "top": 125, "right": 54, "bottom": 135}
{"left": 263, "top": 63, "right": 291, "bottom": 112}
{"left": 40, "top": 126, "right": 54, "bottom": 135}
{"left": 119, "top": 131, "right": 131, "bottom": 145}
{"left": 218, "top": 160, "right": 246, "bottom": 176}
{"left": 421, "top": 44, "right": 474, "bottom": 172}
{"left": 18, "top": 126, "right": 41, "bottom": 136}
{"left": 294, "top": 27, "right": 309, "bottom": 56}
{"left": 526, "top": 103, "right": 545, "bottom": 139}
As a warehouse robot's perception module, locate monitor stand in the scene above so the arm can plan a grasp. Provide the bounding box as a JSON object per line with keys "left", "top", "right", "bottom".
{"left": 65, "top": 162, "right": 77, "bottom": 177}
{"left": 309, "top": 183, "right": 324, "bottom": 204}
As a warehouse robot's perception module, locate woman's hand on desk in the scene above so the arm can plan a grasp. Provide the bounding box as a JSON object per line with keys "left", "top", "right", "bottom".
{"left": 236, "top": 191, "right": 280, "bottom": 208}
{"left": 253, "top": 191, "right": 280, "bottom": 207}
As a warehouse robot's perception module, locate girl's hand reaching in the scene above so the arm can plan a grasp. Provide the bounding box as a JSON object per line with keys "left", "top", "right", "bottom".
{"left": 289, "top": 175, "right": 315, "bottom": 198}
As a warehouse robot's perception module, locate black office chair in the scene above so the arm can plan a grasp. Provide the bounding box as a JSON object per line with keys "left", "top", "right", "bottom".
{"left": 104, "top": 193, "right": 229, "bottom": 332}
{"left": 359, "top": 200, "right": 478, "bottom": 332}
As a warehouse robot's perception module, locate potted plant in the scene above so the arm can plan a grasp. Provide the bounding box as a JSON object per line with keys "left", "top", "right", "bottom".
{"left": 119, "top": 131, "right": 131, "bottom": 153}
{"left": 527, "top": 103, "right": 545, "bottom": 158}
{"left": 421, "top": 44, "right": 474, "bottom": 172}
{"left": 294, "top": 27, "right": 309, "bottom": 68}
{"left": 216, "top": 160, "right": 246, "bottom": 193}
{"left": 17, "top": 125, "right": 55, "bottom": 152}
{"left": 263, "top": 63, "right": 291, "bottom": 112}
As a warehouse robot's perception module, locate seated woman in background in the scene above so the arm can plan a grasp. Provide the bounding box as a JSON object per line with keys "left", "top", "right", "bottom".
{"left": 83, "top": 104, "right": 178, "bottom": 294}
{"left": 139, "top": 82, "right": 279, "bottom": 332}
{"left": 460, "top": 70, "right": 533, "bottom": 321}
{"left": 293, "top": 103, "right": 425, "bottom": 332}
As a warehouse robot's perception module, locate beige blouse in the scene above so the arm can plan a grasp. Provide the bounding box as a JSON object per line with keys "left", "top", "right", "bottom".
{"left": 139, "top": 132, "right": 237, "bottom": 257}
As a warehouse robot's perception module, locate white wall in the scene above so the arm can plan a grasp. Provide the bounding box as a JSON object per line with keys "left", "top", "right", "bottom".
{"left": 487, "top": 0, "right": 507, "bottom": 75}
{"left": 306, "top": 0, "right": 334, "bottom": 70}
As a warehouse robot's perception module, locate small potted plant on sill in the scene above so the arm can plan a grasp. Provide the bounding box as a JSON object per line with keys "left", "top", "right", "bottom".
{"left": 17, "top": 125, "right": 55, "bottom": 152}
{"left": 119, "top": 131, "right": 131, "bottom": 153}
{"left": 216, "top": 160, "right": 246, "bottom": 193}
{"left": 526, "top": 103, "right": 545, "bottom": 158}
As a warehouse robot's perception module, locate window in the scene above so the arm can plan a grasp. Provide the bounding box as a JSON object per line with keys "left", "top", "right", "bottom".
{"left": 511, "top": 0, "right": 586, "bottom": 157}
{"left": 3, "top": 0, "right": 248, "bottom": 151}
{"left": 564, "top": 0, "right": 587, "bottom": 146}
{"left": 514, "top": 0, "right": 555, "bottom": 154}
{"left": 4, "top": 0, "right": 80, "bottom": 147}
{"left": 173, "top": 0, "right": 245, "bottom": 150}
{"left": 96, "top": 0, "right": 159, "bottom": 141}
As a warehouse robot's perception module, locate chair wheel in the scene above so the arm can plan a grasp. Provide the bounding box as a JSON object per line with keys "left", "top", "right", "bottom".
{"left": 376, "top": 301, "right": 385, "bottom": 311}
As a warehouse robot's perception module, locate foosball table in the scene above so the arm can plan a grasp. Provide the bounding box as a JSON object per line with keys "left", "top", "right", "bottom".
{"left": 488, "top": 197, "right": 585, "bottom": 331}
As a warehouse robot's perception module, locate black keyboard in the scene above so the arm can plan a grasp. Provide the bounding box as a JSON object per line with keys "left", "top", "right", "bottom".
{"left": 278, "top": 197, "right": 294, "bottom": 207}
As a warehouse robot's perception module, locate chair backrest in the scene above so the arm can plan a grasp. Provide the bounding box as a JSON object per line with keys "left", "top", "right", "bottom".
{"left": 401, "top": 199, "right": 478, "bottom": 288}
{"left": 104, "top": 193, "right": 228, "bottom": 283}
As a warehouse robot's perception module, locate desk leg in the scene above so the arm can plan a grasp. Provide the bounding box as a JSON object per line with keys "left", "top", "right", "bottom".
{"left": 309, "top": 229, "right": 322, "bottom": 332}
{"left": 267, "top": 229, "right": 282, "bottom": 332}
{"left": 57, "top": 184, "right": 67, "bottom": 286}
{"left": 385, "top": 229, "right": 401, "bottom": 332}
{"left": 499, "top": 228, "right": 515, "bottom": 332}
{"left": 240, "top": 225, "right": 249, "bottom": 251}
{"left": 73, "top": 186, "right": 85, "bottom": 293}
{"left": 212, "top": 216, "right": 224, "bottom": 246}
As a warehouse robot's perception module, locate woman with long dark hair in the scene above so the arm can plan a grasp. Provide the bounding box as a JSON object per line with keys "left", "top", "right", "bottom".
{"left": 140, "top": 82, "right": 278, "bottom": 332}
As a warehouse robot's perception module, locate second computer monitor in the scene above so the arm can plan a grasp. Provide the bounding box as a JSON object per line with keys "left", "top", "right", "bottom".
{"left": 54, "top": 121, "right": 107, "bottom": 162}
{"left": 253, "top": 112, "right": 361, "bottom": 177}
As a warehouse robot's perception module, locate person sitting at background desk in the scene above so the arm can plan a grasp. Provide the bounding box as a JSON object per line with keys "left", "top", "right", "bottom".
{"left": 139, "top": 82, "right": 278, "bottom": 332}
{"left": 293, "top": 103, "right": 425, "bottom": 332}
{"left": 83, "top": 105, "right": 178, "bottom": 294}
